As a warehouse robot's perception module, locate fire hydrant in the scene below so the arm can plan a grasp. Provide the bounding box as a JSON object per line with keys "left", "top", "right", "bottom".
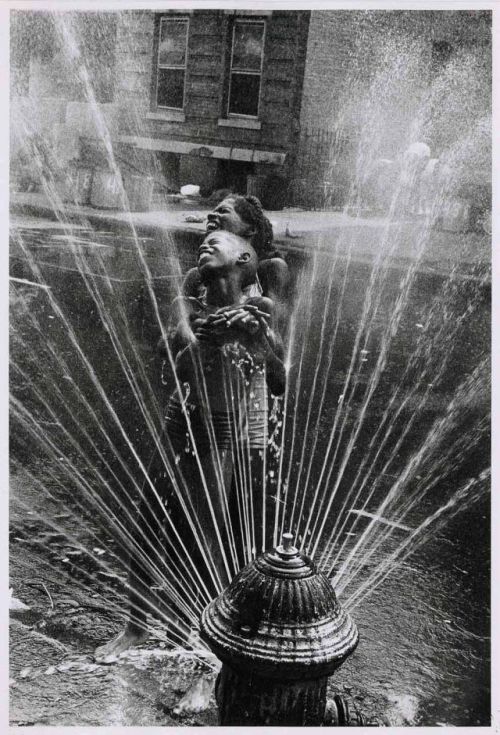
{"left": 200, "top": 532, "right": 359, "bottom": 725}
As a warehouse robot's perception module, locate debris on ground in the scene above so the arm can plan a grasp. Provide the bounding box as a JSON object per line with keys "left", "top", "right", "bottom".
{"left": 184, "top": 214, "right": 205, "bottom": 223}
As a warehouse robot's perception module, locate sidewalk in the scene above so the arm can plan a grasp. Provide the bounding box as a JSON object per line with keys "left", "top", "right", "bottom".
{"left": 10, "top": 191, "right": 490, "bottom": 280}
{"left": 9, "top": 191, "right": 390, "bottom": 237}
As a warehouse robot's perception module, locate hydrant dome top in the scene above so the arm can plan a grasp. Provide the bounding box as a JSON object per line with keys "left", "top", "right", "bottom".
{"left": 256, "top": 533, "right": 316, "bottom": 578}
{"left": 200, "top": 533, "right": 359, "bottom": 680}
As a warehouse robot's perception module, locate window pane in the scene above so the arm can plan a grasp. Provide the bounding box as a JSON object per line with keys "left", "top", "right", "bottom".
{"left": 431, "top": 40, "right": 453, "bottom": 69}
{"left": 157, "top": 68, "right": 185, "bottom": 108}
{"left": 229, "top": 73, "right": 260, "bottom": 116}
{"left": 159, "top": 19, "right": 187, "bottom": 67}
{"left": 232, "top": 22, "right": 264, "bottom": 72}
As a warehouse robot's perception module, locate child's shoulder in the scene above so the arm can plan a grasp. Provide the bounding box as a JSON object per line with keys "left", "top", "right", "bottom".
{"left": 170, "top": 294, "right": 206, "bottom": 315}
{"left": 258, "top": 257, "right": 289, "bottom": 279}
{"left": 257, "top": 257, "right": 289, "bottom": 296}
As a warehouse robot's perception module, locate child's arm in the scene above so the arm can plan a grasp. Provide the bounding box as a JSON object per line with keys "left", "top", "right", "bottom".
{"left": 174, "top": 341, "right": 199, "bottom": 384}
{"left": 253, "top": 315, "right": 286, "bottom": 396}
{"left": 204, "top": 297, "right": 286, "bottom": 395}
{"left": 170, "top": 297, "right": 211, "bottom": 384}
{"left": 157, "top": 296, "right": 205, "bottom": 359}
{"left": 258, "top": 258, "right": 289, "bottom": 331}
{"left": 182, "top": 267, "right": 202, "bottom": 297}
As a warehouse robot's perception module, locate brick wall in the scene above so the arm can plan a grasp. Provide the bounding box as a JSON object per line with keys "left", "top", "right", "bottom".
{"left": 115, "top": 11, "right": 156, "bottom": 127}
{"left": 116, "top": 10, "right": 310, "bottom": 158}
{"left": 300, "top": 10, "right": 491, "bottom": 132}
{"left": 294, "top": 10, "right": 491, "bottom": 208}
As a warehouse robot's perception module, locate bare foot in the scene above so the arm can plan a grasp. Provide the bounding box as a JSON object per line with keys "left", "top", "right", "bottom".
{"left": 173, "top": 675, "right": 214, "bottom": 715}
{"left": 94, "top": 624, "right": 148, "bottom": 664}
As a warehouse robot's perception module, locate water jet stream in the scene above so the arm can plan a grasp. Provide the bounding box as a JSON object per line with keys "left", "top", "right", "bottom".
{"left": 345, "top": 468, "right": 489, "bottom": 612}
{"left": 330, "top": 359, "right": 489, "bottom": 590}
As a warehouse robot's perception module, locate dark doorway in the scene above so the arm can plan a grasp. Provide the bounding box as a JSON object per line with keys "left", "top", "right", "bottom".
{"left": 217, "top": 160, "right": 255, "bottom": 195}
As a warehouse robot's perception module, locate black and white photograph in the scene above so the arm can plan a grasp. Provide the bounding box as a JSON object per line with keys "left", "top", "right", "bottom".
{"left": 7, "top": 2, "right": 494, "bottom": 728}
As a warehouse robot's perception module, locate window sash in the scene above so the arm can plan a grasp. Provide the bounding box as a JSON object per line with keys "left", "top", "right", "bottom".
{"left": 156, "top": 17, "right": 189, "bottom": 110}
{"left": 228, "top": 19, "right": 265, "bottom": 118}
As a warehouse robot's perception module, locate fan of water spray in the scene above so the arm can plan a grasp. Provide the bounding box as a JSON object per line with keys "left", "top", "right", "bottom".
{"left": 10, "top": 11, "right": 490, "bottom": 696}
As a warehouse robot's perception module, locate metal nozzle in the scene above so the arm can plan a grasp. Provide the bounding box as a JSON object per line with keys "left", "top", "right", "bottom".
{"left": 276, "top": 531, "right": 298, "bottom": 558}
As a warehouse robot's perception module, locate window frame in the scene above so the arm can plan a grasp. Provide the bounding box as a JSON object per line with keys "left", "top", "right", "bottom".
{"left": 227, "top": 18, "right": 266, "bottom": 120}
{"left": 155, "top": 15, "right": 190, "bottom": 111}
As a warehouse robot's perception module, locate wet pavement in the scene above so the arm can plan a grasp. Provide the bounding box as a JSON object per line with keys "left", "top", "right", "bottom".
{"left": 10, "top": 191, "right": 490, "bottom": 279}
{"left": 9, "top": 213, "right": 490, "bottom": 726}
{"left": 10, "top": 474, "right": 220, "bottom": 727}
{"left": 9, "top": 465, "right": 489, "bottom": 727}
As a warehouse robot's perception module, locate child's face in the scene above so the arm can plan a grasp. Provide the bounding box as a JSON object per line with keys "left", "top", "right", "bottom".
{"left": 198, "top": 231, "right": 255, "bottom": 273}
{"left": 206, "top": 198, "right": 251, "bottom": 238}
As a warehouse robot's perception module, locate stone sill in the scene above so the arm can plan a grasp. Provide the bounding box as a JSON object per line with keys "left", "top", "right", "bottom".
{"left": 147, "top": 110, "right": 185, "bottom": 123}
{"left": 223, "top": 10, "right": 272, "bottom": 16}
{"left": 218, "top": 117, "right": 262, "bottom": 131}
{"left": 158, "top": 9, "right": 194, "bottom": 14}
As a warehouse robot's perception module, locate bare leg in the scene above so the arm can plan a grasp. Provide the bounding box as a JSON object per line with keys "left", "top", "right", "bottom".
{"left": 94, "top": 419, "right": 234, "bottom": 670}
{"left": 173, "top": 447, "right": 267, "bottom": 716}
{"left": 95, "top": 446, "right": 176, "bottom": 661}
{"left": 94, "top": 624, "right": 149, "bottom": 663}
{"left": 94, "top": 576, "right": 150, "bottom": 662}
{"left": 172, "top": 450, "right": 231, "bottom": 714}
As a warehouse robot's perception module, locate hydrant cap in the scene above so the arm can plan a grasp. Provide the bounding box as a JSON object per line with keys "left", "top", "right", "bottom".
{"left": 200, "top": 533, "right": 358, "bottom": 680}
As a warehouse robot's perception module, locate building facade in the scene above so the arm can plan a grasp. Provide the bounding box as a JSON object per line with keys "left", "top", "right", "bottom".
{"left": 114, "top": 9, "right": 310, "bottom": 206}
{"left": 10, "top": 9, "right": 491, "bottom": 211}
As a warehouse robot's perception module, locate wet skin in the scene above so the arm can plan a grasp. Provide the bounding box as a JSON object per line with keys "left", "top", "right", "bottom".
{"left": 175, "top": 232, "right": 285, "bottom": 397}
{"left": 182, "top": 197, "right": 290, "bottom": 331}
{"left": 206, "top": 197, "right": 254, "bottom": 238}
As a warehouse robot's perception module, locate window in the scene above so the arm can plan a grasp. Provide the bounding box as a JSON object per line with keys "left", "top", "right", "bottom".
{"left": 431, "top": 41, "right": 453, "bottom": 71}
{"left": 156, "top": 17, "right": 189, "bottom": 109}
{"left": 228, "top": 20, "right": 265, "bottom": 118}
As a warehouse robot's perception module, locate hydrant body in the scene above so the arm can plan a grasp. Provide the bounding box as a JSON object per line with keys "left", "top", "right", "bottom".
{"left": 215, "top": 665, "right": 329, "bottom": 725}
{"left": 200, "top": 534, "right": 359, "bottom": 726}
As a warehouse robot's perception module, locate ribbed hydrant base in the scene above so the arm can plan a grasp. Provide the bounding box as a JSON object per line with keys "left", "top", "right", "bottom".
{"left": 215, "top": 664, "right": 328, "bottom": 726}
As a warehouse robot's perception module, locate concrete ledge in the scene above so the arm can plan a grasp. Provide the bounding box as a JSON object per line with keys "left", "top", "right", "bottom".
{"left": 147, "top": 110, "right": 186, "bottom": 123}
{"left": 223, "top": 9, "right": 272, "bottom": 16}
{"left": 117, "top": 135, "right": 286, "bottom": 165}
{"left": 218, "top": 117, "right": 262, "bottom": 131}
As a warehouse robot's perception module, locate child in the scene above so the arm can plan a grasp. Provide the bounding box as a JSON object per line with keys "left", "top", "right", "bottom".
{"left": 95, "top": 231, "right": 285, "bottom": 662}
{"left": 182, "top": 195, "right": 289, "bottom": 332}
